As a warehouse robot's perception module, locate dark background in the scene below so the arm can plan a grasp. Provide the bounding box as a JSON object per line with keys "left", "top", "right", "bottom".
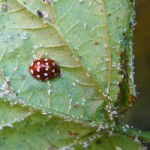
{"left": 119, "top": 0, "right": 150, "bottom": 135}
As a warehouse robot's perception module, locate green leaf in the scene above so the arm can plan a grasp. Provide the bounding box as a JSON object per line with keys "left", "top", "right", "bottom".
{"left": 0, "top": 0, "right": 107, "bottom": 125}
{"left": 0, "top": 112, "right": 145, "bottom": 150}
{"left": 0, "top": 0, "right": 135, "bottom": 124}
{"left": 0, "top": 0, "right": 149, "bottom": 149}
{"left": 0, "top": 71, "right": 32, "bottom": 129}
{"left": 74, "top": 134, "right": 145, "bottom": 150}
{"left": 0, "top": 100, "right": 31, "bottom": 129}
{"left": 0, "top": 112, "right": 94, "bottom": 150}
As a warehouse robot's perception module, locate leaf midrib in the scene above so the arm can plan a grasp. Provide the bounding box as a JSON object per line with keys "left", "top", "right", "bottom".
{"left": 100, "top": 0, "right": 112, "bottom": 94}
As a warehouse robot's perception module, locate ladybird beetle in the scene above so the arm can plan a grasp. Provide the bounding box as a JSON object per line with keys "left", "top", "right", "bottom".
{"left": 29, "top": 58, "right": 60, "bottom": 81}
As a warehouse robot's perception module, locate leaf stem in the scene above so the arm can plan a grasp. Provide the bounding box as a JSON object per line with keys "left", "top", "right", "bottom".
{"left": 114, "top": 124, "right": 150, "bottom": 143}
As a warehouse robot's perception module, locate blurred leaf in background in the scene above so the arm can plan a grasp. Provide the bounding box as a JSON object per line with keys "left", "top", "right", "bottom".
{"left": 120, "top": 0, "right": 150, "bottom": 130}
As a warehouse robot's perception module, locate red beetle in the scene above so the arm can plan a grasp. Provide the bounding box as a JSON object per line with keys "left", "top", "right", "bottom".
{"left": 29, "top": 58, "right": 60, "bottom": 81}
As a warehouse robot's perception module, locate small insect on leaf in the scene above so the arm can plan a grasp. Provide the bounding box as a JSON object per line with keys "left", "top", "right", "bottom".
{"left": 37, "top": 10, "right": 43, "bottom": 18}
{"left": 29, "top": 58, "right": 60, "bottom": 81}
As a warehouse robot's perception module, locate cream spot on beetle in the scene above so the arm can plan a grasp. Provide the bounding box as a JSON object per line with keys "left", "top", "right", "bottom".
{"left": 37, "top": 68, "right": 40, "bottom": 72}
{"left": 36, "top": 75, "right": 40, "bottom": 78}
{"left": 45, "top": 62, "right": 49, "bottom": 66}
{"left": 52, "top": 69, "right": 55, "bottom": 73}
{"left": 45, "top": 67, "right": 49, "bottom": 71}
{"left": 30, "top": 69, "right": 34, "bottom": 74}
{"left": 37, "top": 61, "right": 40, "bottom": 66}
{"left": 44, "top": 59, "right": 48, "bottom": 61}
{"left": 52, "top": 63, "right": 55, "bottom": 66}
{"left": 44, "top": 73, "right": 48, "bottom": 77}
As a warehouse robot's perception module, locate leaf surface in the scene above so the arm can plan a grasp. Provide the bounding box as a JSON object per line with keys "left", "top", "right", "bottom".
{"left": 0, "top": 0, "right": 135, "bottom": 124}
{"left": 0, "top": 0, "right": 147, "bottom": 149}
{"left": 0, "top": 112, "right": 145, "bottom": 150}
